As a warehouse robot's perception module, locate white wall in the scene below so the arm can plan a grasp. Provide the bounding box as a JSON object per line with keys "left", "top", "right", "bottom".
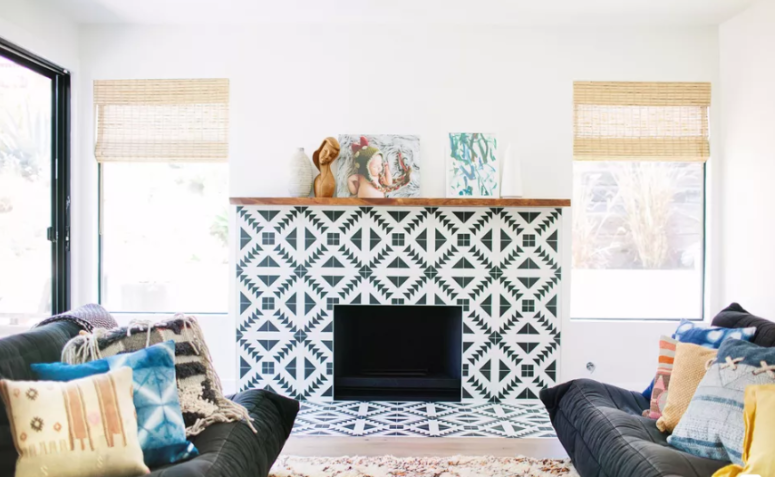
{"left": 719, "top": 0, "right": 775, "bottom": 317}
{"left": 78, "top": 24, "right": 720, "bottom": 392}
{"left": 0, "top": 0, "right": 79, "bottom": 67}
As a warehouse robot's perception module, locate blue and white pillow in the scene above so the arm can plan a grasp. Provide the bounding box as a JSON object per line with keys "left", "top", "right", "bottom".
{"left": 32, "top": 341, "right": 198, "bottom": 467}
{"left": 668, "top": 339, "right": 775, "bottom": 464}
{"left": 673, "top": 319, "right": 757, "bottom": 345}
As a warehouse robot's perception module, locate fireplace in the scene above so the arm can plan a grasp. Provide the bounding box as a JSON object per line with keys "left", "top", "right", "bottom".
{"left": 333, "top": 305, "right": 463, "bottom": 401}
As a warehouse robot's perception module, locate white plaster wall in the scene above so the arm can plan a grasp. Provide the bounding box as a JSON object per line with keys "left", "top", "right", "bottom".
{"left": 719, "top": 0, "right": 775, "bottom": 318}
{"left": 77, "top": 24, "right": 720, "bottom": 392}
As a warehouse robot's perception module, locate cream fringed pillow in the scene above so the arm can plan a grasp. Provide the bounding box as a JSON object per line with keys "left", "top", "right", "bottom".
{"left": 0, "top": 367, "right": 149, "bottom": 477}
{"left": 656, "top": 342, "right": 717, "bottom": 433}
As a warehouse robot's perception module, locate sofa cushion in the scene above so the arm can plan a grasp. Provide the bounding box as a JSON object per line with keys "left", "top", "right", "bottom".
{"left": 541, "top": 379, "right": 725, "bottom": 477}
{"left": 711, "top": 303, "right": 775, "bottom": 347}
{"left": 147, "top": 389, "right": 299, "bottom": 477}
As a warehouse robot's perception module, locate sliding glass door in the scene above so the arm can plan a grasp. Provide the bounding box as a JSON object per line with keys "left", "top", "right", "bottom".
{"left": 0, "top": 38, "right": 70, "bottom": 332}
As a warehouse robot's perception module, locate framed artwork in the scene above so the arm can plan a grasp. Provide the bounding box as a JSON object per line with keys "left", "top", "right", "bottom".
{"left": 446, "top": 133, "right": 499, "bottom": 197}
{"left": 335, "top": 134, "right": 420, "bottom": 198}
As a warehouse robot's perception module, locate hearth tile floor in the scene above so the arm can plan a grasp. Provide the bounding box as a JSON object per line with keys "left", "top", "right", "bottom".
{"left": 292, "top": 401, "right": 555, "bottom": 438}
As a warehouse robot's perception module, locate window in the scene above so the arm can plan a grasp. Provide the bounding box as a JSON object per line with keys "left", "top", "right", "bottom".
{"left": 392, "top": 233, "right": 404, "bottom": 247}
{"left": 521, "top": 364, "right": 534, "bottom": 378}
{"left": 522, "top": 234, "right": 536, "bottom": 247}
{"left": 326, "top": 233, "right": 339, "bottom": 246}
{"left": 571, "top": 82, "right": 709, "bottom": 320}
{"left": 95, "top": 79, "right": 229, "bottom": 314}
{"left": 457, "top": 234, "right": 470, "bottom": 246}
{"left": 0, "top": 38, "right": 70, "bottom": 333}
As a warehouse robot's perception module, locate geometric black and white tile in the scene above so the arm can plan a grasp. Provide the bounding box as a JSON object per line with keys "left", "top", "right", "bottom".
{"left": 293, "top": 400, "right": 556, "bottom": 438}
{"left": 237, "top": 206, "right": 562, "bottom": 403}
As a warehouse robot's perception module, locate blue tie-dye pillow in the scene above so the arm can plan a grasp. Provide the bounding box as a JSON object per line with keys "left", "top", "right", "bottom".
{"left": 672, "top": 319, "right": 756, "bottom": 346}
{"left": 31, "top": 341, "right": 198, "bottom": 467}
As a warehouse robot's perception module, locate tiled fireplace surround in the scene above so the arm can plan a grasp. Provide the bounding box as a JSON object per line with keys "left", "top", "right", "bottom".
{"left": 236, "top": 205, "right": 562, "bottom": 437}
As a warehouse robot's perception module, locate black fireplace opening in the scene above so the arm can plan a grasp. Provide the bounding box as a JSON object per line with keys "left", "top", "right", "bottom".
{"left": 334, "top": 305, "right": 463, "bottom": 401}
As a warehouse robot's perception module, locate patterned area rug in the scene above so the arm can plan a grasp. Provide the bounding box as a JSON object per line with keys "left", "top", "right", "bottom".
{"left": 270, "top": 455, "right": 579, "bottom": 477}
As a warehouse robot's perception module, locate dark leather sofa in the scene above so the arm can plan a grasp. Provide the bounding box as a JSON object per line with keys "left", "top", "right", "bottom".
{"left": 0, "top": 320, "right": 299, "bottom": 477}
{"left": 540, "top": 303, "right": 775, "bottom": 477}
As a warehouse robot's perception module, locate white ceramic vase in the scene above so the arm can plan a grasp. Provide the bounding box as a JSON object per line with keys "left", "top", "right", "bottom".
{"left": 288, "top": 147, "right": 314, "bottom": 197}
{"left": 501, "top": 145, "right": 524, "bottom": 198}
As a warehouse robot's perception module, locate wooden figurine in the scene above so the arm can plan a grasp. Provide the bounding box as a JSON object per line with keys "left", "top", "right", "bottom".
{"left": 313, "top": 137, "right": 341, "bottom": 198}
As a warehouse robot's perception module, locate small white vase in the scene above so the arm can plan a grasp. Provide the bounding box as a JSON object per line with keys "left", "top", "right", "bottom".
{"left": 288, "top": 148, "right": 314, "bottom": 197}
{"left": 501, "top": 145, "right": 524, "bottom": 198}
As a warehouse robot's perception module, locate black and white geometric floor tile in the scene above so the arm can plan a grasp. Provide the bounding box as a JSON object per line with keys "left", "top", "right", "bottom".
{"left": 237, "top": 206, "right": 562, "bottom": 403}
{"left": 292, "top": 400, "right": 556, "bottom": 438}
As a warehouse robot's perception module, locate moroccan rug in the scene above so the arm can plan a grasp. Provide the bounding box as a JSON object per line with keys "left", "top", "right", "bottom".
{"left": 270, "top": 455, "right": 579, "bottom": 477}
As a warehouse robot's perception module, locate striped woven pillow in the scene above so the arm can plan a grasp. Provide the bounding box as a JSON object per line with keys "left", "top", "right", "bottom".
{"left": 647, "top": 336, "right": 677, "bottom": 419}
{"left": 668, "top": 339, "right": 775, "bottom": 464}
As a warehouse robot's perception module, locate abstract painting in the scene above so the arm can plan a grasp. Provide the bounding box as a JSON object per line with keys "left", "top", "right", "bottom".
{"left": 335, "top": 135, "right": 420, "bottom": 198}
{"left": 446, "top": 133, "right": 499, "bottom": 197}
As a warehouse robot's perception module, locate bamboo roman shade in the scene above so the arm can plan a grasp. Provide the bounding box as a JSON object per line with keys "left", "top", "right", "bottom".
{"left": 94, "top": 79, "right": 229, "bottom": 163}
{"left": 574, "top": 81, "right": 711, "bottom": 162}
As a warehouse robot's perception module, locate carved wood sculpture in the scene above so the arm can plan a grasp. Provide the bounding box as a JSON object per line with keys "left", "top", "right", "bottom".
{"left": 313, "top": 137, "right": 341, "bottom": 198}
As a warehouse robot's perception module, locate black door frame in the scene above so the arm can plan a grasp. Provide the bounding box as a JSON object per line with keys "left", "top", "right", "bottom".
{"left": 0, "top": 37, "right": 71, "bottom": 314}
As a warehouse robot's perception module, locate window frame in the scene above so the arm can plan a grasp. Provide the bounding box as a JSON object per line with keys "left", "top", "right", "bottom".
{"left": 570, "top": 161, "right": 707, "bottom": 322}
{"left": 0, "top": 36, "right": 71, "bottom": 315}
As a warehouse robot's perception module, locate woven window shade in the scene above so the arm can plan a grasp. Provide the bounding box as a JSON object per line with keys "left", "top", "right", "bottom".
{"left": 574, "top": 81, "right": 710, "bottom": 162}
{"left": 94, "top": 79, "right": 229, "bottom": 163}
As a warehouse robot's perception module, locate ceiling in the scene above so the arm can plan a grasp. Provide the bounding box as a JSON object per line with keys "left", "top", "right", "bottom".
{"left": 47, "top": 0, "right": 755, "bottom": 26}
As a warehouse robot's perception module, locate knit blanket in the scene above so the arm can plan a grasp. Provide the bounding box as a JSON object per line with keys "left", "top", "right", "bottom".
{"left": 35, "top": 303, "right": 118, "bottom": 332}
{"left": 61, "top": 314, "right": 254, "bottom": 436}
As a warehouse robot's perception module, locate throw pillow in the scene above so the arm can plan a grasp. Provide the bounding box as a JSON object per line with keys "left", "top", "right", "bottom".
{"left": 30, "top": 360, "right": 109, "bottom": 381}
{"left": 33, "top": 341, "right": 199, "bottom": 467}
{"left": 673, "top": 319, "right": 756, "bottom": 346}
{"left": 713, "top": 384, "right": 775, "bottom": 477}
{"left": 656, "top": 342, "right": 717, "bottom": 433}
{"left": 0, "top": 367, "right": 149, "bottom": 477}
{"left": 668, "top": 339, "right": 775, "bottom": 464}
{"left": 61, "top": 314, "right": 254, "bottom": 435}
{"left": 647, "top": 336, "right": 677, "bottom": 419}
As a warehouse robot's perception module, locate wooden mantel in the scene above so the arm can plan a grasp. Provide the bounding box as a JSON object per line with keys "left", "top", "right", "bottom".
{"left": 230, "top": 197, "right": 571, "bottom": 207}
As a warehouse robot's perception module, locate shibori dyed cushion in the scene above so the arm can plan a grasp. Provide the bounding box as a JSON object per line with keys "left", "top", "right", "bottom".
{"left": 33, "top": 341, "right": 198, "bottom": 467}
{"left": 673, "top": 320, "right": 757, "bottom": 347}
{"left": 669, "top": 339, "right": 775, "bottom": 464}
{"left": 61, "top": 314, "right": 253, "bottom": 436}
{"left": 0, "top": 367, "right": 149, "bottom": 477}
